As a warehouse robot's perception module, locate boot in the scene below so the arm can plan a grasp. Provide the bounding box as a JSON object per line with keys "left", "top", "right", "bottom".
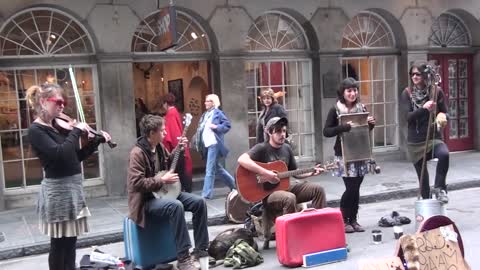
{"left": 341, "top": 208, "right": 355, "bottom": 233}
{"left": 350, "top": 206, "right": 365, "bottom": 232}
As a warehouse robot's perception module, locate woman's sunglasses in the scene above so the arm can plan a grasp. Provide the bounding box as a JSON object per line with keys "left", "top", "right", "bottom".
{"left": 411, "top": 72, "right": 422, "bottom": 77}
{"left": 47, "top": 97, "right": 67, "bottom": 107}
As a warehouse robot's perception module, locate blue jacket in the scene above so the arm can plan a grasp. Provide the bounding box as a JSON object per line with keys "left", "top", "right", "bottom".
{"left": 199, "top": 108, "right": 231, "bottom": 158}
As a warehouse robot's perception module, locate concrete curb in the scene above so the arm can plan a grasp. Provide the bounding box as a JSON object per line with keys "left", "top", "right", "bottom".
{"left": 1, "top": 179, "right": 479, "bottom": 261}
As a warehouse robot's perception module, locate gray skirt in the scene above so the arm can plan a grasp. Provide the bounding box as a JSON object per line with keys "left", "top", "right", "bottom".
{"left": 37, "top": 174, "right": 90, "bottom": 238}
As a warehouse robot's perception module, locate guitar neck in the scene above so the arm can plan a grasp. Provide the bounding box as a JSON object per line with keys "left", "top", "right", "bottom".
{"left": 169, "top": 124, "right": 191, "bottom": 171}
{"left": 276, "top": 167, "right": 315, "bottom": 178}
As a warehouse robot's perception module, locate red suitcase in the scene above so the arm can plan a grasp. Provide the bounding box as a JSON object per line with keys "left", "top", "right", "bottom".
{"left": 275, "top": 208, "right": 346, "bottom": 267}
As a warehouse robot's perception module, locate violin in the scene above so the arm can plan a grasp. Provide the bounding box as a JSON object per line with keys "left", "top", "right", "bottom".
{"left": 54, "top": 112, "right": 117, "bottom": 149}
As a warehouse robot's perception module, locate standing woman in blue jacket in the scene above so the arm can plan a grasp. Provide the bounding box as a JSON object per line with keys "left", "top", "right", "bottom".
{"left": 194, "top": 94, "right": 236, "bottom": 199}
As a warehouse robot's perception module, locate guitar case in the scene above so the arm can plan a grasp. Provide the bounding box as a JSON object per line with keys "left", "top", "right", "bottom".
{"left": 225, "top": 189, "right": 253, "bottom": 224}
{"left": 276, "top": 208, "right": 346, "bottom": 267}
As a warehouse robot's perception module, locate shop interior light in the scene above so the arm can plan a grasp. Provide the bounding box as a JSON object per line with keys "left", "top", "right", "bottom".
{"left": 191, "top": 32, "right": 198, "bottom": 39}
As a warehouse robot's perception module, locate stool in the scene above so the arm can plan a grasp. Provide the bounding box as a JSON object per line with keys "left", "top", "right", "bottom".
{"left": 123, "top": 217, "right": 177, "bottom": 269}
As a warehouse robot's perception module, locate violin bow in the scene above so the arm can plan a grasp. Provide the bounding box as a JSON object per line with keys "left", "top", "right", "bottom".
{"left": 68, "top": 65, "right": 87, "bottom": 123}
{"left": 68, "top": 65, "right": 117, "bottom": 148}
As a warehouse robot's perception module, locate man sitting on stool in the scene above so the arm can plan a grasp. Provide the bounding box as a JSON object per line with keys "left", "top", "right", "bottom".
{"left": 127, "top": 114, "right": 208, "bottom": 270}
{"left": 237, "top": 117, "right": 327, "bottom": 249}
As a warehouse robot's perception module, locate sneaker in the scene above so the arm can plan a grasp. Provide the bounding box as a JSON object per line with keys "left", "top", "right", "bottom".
{"left": 433, "top": 188, "right": 449, "bottom": 204}
{"left": 351, "top": 221, "right": 365, "bottom": 232}
{"left": 177, "top": 254, "right": 198, "bottom": 270}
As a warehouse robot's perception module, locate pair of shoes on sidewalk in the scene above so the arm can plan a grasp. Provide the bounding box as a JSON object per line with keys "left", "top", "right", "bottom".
{"left": 432, "top": 188, "right": 449, "bottom": 204}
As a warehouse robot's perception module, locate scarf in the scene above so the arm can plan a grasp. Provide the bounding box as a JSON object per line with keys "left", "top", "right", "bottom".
{"left": 411, "top": 85, "right": 430, "bottom": 109}
{"left": 335, "top": 100, "right": 364, "bottom": 115}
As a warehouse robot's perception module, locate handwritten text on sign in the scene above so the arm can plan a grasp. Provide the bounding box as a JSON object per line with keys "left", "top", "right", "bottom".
{"left": 400, "top": 225, "right": 470, "bottom": 270}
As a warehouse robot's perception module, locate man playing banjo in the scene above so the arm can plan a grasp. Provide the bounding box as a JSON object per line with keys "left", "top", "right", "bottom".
{"left": 127, "top": 114, "right": 209, "bottom": 270}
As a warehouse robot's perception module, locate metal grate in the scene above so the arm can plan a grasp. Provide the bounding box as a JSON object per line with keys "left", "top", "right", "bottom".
{"left": 342, "top": 12, "right": 395, "bottom": 49}
{"left": 429, "top": 13, "right": 471, "bottom": 48}
{"left": 0, "top": 8, "right": 94, "bottom": 57}
{"left": 246, "top": 12, "right": 308, "bottom": 52}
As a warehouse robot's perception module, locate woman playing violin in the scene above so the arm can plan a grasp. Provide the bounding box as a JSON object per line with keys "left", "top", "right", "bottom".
{"left": 26, "top": 83, "right": 111, "bottom": 270}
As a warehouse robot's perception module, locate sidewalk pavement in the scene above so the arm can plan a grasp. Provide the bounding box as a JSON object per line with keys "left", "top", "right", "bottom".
{"left": 1, "top": 151, "right": 479, "bottom": 260}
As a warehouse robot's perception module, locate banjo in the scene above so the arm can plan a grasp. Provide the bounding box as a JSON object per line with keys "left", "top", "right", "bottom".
{"left": 153, "top": 113, "right": 193, "bottom": 200}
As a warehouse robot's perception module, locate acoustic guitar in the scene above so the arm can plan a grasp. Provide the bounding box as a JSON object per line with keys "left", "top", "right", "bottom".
{"left": 153, "top": 113, "right": 193, "bottom": 200}
{"left": 236, "top": 160, "right": 336, "bottom": 203}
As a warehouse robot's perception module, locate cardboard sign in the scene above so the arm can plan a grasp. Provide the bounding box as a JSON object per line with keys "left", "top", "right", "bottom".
{"left": 400, "top": 225, "right": 470, "bottom": 270}
{"left": 359, "top": 256, "right": 405, "bottom": 270}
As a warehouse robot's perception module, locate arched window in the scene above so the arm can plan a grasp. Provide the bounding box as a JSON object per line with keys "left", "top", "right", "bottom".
{"left": 246, "top": 12, "right": 307, "bottom": 51}
{"left": 429, "top": 13, "right": 471, "bottom": 47}
{"left": 245, "top": 12, "right": 314, "bottom": 160}
{"left": 0, "top": 8, "right": 94, "bottom": 56}
{"left": 341, "top": 12, "right": 398, "bottom": 150}
{"left": 0, "top": 8, "right": 100, "bottom": 190}
{"left": 342, "top": 12, "right": 395, "bottom": 49}
{"left": 132, "top": 11, "right": 210, "bottom": 53}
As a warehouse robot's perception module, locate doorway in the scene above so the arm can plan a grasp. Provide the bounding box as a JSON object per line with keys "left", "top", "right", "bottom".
{"left": 428, "top": 54, "right": 474, "bottom": 151}
{"left": 133, "top": 61, "right": 211, "bottom": 171}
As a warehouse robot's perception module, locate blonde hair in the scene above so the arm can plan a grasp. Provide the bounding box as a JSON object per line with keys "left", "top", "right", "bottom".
{"left": 25, "top": 83, "right": 64, "bottom": 115}
{"left": 206, "top": 94, "right": 221, "bottom": 108}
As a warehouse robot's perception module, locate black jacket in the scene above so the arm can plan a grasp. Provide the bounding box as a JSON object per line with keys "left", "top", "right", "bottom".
{"left": 399, "top": 87, "right": 447, "bottom": 143}
{"left": 256, "top": 103, "right": 287, "bottom": 143}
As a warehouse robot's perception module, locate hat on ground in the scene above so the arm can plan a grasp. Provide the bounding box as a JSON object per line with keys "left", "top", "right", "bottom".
{"left": 265, "top": 117, "right": 288, "bottom": 131}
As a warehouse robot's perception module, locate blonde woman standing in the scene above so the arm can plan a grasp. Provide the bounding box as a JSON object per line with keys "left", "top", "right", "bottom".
{"left": 26, "top": 83, "right": 111, "bottom": 269}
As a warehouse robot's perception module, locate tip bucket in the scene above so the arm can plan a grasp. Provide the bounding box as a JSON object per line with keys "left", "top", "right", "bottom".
{"left": 414, "top": 199, "right": 446, "bottom": 229}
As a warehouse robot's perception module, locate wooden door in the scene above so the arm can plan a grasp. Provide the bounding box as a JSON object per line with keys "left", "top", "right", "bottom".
{"left": 428, "top": 54, "right": 474, "bottom": 151}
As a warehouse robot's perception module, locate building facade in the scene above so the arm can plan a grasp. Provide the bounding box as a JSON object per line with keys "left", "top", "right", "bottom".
{"left": 1, "top": 0, "right": 480, "bottom": 209}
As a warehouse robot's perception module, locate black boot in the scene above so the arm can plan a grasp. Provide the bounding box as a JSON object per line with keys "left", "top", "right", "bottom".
{"left": 350, "top": 206, "right": 365, "bottom": 232}
{"left": 340, "top": 208, "right": 355, "bottom": 233}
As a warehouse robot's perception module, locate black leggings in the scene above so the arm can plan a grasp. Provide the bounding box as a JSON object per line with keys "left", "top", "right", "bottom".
{"left": 340, "top": 176, "right": 364, "bottom": 210}
{"left": 413, "top": 142, "right": 449, "bottom": 199}
{"left": 49, "top": 236, "right": 77, "bottom": 270}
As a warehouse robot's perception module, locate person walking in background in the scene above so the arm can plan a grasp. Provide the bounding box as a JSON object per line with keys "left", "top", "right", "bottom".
{"left": 26, "top": 83, "right": 112, "bottom": 269}
{"left": 127, "top": 114, "right": 209, "bottom": 270}
{"left": 323, "top": 78, "right": 375, "bottom": 233}
{"left": 193, "top": 94, "right": 236, "bottom": 199}
{"left": 161, "top": 93, "right": 193, "bottom": 192}
{"left": 256, "top": 88, "right": 287, "bottom": 144}
{"left": 400, "top": 62, "right": 449, "bottom": 203}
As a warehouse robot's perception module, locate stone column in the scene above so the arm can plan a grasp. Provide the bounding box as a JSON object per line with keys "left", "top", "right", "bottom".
{"left": 217, "top": 57, "right": 249, "bottom": 173}
{"left": 319, "top": 54, "right": 343, "bottom": 161}
{"left": 97, "top": 60, "right": 137, "bottom": 196}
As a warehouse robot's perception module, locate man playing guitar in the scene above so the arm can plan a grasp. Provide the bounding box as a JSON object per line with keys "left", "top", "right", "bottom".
{"left": 127, "top": 114, "right": 208, "bottom": 270}
{"left": 237, "top": 117, "right": 327, "bottom": 249}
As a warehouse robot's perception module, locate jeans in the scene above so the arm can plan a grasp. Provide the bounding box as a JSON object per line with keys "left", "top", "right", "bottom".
{"left": 145, "top": 192, "right": 209, "bottom": 258}
{"left": 202, "top": 144, "right": 236, "bottom": 199}
{"left": 413, "top": 142, "right": 449, "bottom": 199}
